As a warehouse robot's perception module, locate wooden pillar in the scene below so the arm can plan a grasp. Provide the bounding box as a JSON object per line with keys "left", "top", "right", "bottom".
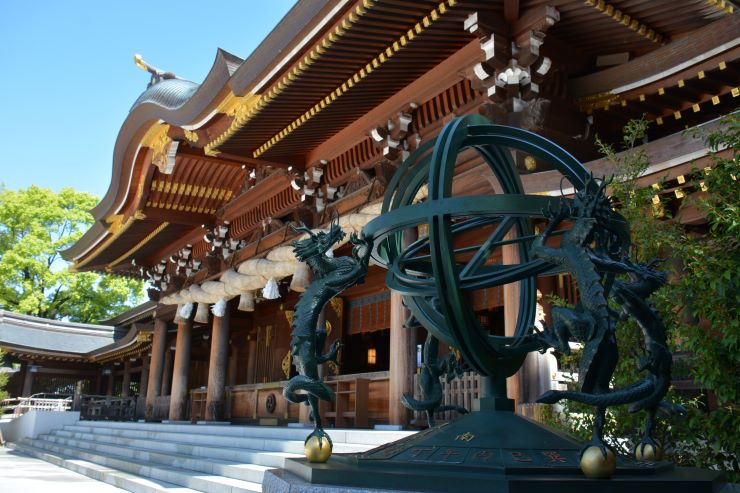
{"left": 169, "top": 318, "right": 192, "bottom": 421}
{"left": 106, "top": 372, "right": 114, "bottom": 396}
{"left": 206, "top": 310, "right": 230, "bottom": 421}
{"left": 21, "top": 362, "right": 34, "bottom": 396}
{"left": 503, "top": 229, "right": 521, "bottom": 409}
{"left": 121, "top": 360, "right": 132, "bottom": 397}
{"left": 227, "top": 344, "right": 238, "bottom": 387}
{"left": 145, "top": 318, "right": 168, "bottom": 420}
{"left": 161, "top": 349, "right": 174, "bottom": 396}
{"left": 73, "top": 380, "right": 84, "bottom": 411}
{"left": 389, "top": 228, "right": 418, "bottom": 426}
{"left": 246, "top": 337, "right": 257, "bottom": 384}
{"left": 140, "top": 354, "right": 150, "bottom": 398}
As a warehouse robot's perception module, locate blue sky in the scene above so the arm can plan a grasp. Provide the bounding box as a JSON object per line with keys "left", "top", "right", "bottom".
{"left": 0, "top": 1, "right": 295, "bottom": 198}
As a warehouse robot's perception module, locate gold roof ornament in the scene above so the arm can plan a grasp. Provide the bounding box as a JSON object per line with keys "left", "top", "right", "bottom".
{"left": 133, "top": 53, "right": 179, "bottom": 88}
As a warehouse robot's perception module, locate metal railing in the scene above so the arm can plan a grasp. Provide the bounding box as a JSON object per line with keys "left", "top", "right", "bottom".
{"left": 1, "top": 395, "right": 72, "bottom": 417}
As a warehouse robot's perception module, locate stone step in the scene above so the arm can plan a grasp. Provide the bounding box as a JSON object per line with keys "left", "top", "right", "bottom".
{"left": 9, "top": 441, "right": 199, "bottom": 493}
{"left": 52, "top": 429, "right": 298, "bottom": 468}
{"left": 26, "top": 437, "right": 262, "bottom": 492}
{"left": 59, "top": 425, "right": 371, "bottom": 454}
{"left": 67, "top": 421, "right": 415, "bottom": 446}
{"left": 38, "top": 433, "right": 272, "bottom": 484}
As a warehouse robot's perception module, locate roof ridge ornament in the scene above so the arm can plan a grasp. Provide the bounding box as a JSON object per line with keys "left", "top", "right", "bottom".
{"left": 134, "top": 53, "right": 179, "bottom": 88}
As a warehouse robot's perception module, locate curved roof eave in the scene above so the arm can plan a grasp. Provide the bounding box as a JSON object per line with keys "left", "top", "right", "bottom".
{"left": 229, "top": 0, "right": 335, "bottom": 96}
{"left": 61, "top": 48, "right": 243, "bottom": 263}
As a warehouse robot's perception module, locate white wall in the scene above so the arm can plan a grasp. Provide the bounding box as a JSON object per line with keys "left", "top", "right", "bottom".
{"left": 0, "top": 410, "right": 79, "bottom": 443}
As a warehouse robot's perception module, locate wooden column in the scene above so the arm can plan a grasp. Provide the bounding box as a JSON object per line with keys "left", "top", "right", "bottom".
{"left": 227, "top": 344, "right": 238, "bottom": 387}
{"left": 145, "top": 318, "right": 168, "bottom": 420}
{"left": 161, "top": 349, "right": 174, "bottom": 396}
{"left": 121, "top": 360, "right": 132, "bottom": 397}
{"left": 21, "top": 362, "right": 34, "bottom": 396}
{"left": 169, "top": 318, "right": 192, "bottom": 421}
{"left": 246, "top": 337, "right": 257, "bottom": 384}
{"left": 389, "top": 228, "right": 418, "bottom": 426}
{"left": 106, "top": 372, "right": 114, "bottom": 396}
{"left": 205, "top": 311, "right": 230, "bottom": 421}
{"left": 140, "top": 354, "right": 150, "bottom": 398}
{"left": 503, "top": 229, "right": 521, "bottom": 409}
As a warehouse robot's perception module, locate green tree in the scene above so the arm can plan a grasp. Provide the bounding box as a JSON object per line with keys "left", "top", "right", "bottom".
{"left": 0, "top": 186, "right": 144, "bottom": 322}
{"left": 546, "top": 116, "right": 739, "bottom": 480}
{"left": 0, "top": 348, "right": 8, "bottom": 405}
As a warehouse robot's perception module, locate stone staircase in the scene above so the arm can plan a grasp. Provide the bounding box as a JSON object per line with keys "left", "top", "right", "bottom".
{"left": 11, "top": 420, "right": 415, "bottom": 493}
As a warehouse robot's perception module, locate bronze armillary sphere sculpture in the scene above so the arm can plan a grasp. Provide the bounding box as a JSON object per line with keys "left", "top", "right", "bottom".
{"left": 284, "top": 115, "right": 685, "bottom": 485}
{"left": 362, "top": 114, "right": 677, "bottom": 476}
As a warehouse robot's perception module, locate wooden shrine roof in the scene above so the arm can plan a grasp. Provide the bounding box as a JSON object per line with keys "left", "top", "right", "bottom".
{"left": 63, "top": 0, "right": 738, "bottom": 278}
{"left": 0, "top": 310, "right": 152, "bottom": 363}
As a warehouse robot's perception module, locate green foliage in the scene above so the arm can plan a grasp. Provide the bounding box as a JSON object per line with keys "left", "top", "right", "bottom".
{"left": 0, "top": 348, "right": 8, "bottom": 405}
{"left": 546, "top": 116, "right": 739, "bottom": 480}
{"left": 0, "top": 186, "right": 144, "bottom": 322}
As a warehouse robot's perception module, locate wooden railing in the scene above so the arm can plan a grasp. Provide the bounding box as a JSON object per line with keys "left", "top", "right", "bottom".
{"left": 410, "top": 371, "right": 480, "bottom": 426}
{"left": 1, "top": 396, "right": 72, "bottom": 417}
{"left": 79, "top": 395, "right": 138, "bottom": 421}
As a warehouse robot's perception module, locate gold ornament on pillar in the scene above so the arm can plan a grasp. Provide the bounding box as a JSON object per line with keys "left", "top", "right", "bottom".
{"left": 281, "top": 350, "right": 292, "bottom": 379}
{"left": 327, "top": 347, "right": 341, "bottom": 375}
{"left": 329, "top": 297, "right": 343, "bottom": 319}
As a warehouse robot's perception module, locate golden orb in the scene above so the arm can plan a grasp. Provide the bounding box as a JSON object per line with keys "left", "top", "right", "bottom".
{"left": 304, "top": 435, "right": 332, "bottom": 463}
{"left": 635, "top": 443, "right": 663, "bottom": 461}
{"left": 580, "top": 445, "right": 616, "bottom": 479}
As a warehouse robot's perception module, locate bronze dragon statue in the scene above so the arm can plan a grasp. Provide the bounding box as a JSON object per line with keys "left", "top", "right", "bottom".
{"left": 283, "top": 218, "right": 372, "bottom": 456}
{"left": 528, "top": 175, "right": 679, "bottom": 460}
{"left": 401, "top": 317, "right": 468, "bottom": 427}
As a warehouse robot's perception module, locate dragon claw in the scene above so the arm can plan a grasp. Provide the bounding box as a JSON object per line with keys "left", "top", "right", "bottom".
{"left": 581, "top": 439, "right": 613, "bottom": 460}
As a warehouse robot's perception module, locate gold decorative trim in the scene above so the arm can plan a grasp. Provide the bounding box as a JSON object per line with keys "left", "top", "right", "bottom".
{"left": 204, "top": 0, "right": 381, "bottom": 156}
{"left": 329, "top": 298, "right": 343, "bottom": 320}
{"left": 584, "top": 0, "right": 664, "bottom": 44}
{"left": 141, "top": 123, "right": 177, "bottom": 174}
{"left": 183, "top": 129, "right": 199, "bottom": 143}
{"left": 281, "top": 350, "right": 292, "bottom": 379}
{"left": 136, "top": 331, "right": 153, "bottom": 343}
{"left": 106, "top": 222, "right": 170, "bottom": 270}
{"left": 706, "top": 0, "right": 733, "bottom": 15}
{"left": 71, "top": 212, "right": 146, "bottom": 271}
{"left": 574, "top": 91, "right": 622, "bottom": 113}
{"left": 149, "top": 180, "right": 233, "bottom": 201}
{"left": 253, "top": 0, "right": 459, "bottom": 157}
{"left": 284, "top": 310, "right": 294, "bottom": 326}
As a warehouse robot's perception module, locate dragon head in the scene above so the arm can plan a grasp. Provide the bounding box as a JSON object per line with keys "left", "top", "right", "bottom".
{"left": 291, "top": 217, "right": 345, "bottom": 262}
{"left": 568, "top": 174, "right": 616, "bottom": 246}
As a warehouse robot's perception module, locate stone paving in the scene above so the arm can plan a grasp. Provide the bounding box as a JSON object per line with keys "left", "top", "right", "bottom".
{"left": 0, "top": 446, "right": 126, "bottom": 492}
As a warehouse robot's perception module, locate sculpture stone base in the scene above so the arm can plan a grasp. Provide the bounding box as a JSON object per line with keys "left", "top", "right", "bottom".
{"left": 265, "top": 410, "right": 726, "bottom": 493}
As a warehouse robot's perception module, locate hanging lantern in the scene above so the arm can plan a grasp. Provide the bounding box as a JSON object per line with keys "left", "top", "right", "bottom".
{"left": 262, "top": 278, "right": 280, "bottom": 299}
{"left": 367, "top": 348, "right": 377, "bottom": 365}
{"left": 238, "top": 291, "right": 255, "bottom": 312}
{"left": 290, "top": 262, "right": 311, "bottom": 292}
{"left": 211, "top": 298, "right": 227, "bottom": 317}
{"left": 194, "top": 302, "right": 210, "bottom": 323}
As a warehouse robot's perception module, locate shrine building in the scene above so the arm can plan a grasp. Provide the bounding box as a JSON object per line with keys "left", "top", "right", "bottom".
{"left": 3, "top": 0, "right": 737, "bottom": 429}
